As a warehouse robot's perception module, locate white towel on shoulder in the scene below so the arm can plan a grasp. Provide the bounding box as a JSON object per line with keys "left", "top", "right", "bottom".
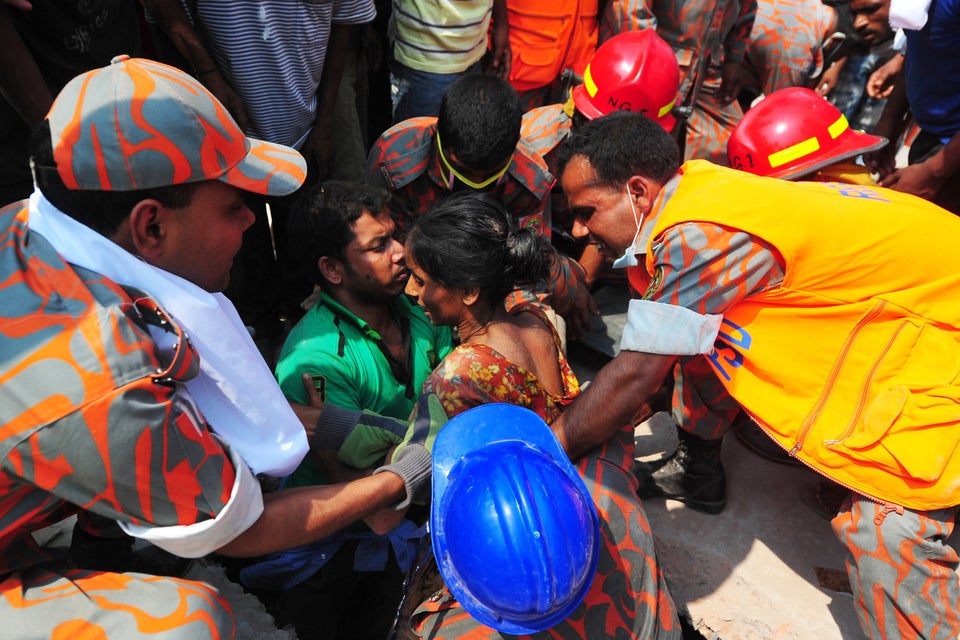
{"left": 27, "top": 191, "right": 308, "bottom": 477}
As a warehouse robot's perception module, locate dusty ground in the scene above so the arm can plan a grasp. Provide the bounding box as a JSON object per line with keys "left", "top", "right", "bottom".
{"left": 186, "top": 559, "right": 297, "bottom": 640}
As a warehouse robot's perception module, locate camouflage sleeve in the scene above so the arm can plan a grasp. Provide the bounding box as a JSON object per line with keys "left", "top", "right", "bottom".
{"left": 599, "top": 0, "right": 656, "bottom": 43}
{"left": 545, "top": 252, "right": 589, "bottom": 316}
{"left": 5, "top": 381, "right": 238, "bottom": 530}
{"left": 724, "top": 0, "right": 758, "bottom": 65}
{"left": 645, "top": 221, "right": 785, "bottom": 315}
{"left": 119, "top": 434, "right": 263, "bottom": 558}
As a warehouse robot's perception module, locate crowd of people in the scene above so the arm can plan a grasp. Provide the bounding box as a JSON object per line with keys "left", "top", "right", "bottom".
{"left": 1, "top": 0, "right": 958, "bottom": 639}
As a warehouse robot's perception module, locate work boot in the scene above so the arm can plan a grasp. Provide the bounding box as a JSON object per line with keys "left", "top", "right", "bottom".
{"left": 635, "top": 428, "right": 727, "bottom": 514}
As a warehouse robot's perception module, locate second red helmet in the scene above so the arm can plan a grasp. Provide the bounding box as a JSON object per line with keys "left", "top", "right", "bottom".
{"left": 727, "top": 87, "right": 887, "bottom": 180}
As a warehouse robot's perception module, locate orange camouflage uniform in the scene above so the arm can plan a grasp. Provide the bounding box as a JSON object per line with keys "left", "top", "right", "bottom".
{"left": 742, "top": 0, "right": 837, "bottom": 96}
{"left": 0, "top": 203, "right": 236, "bottom": 638}
{"left": 637, "top": 163, "right": 960, "bottom": 639}
{"left": 600, "top": 0, "right": 757, "bottom": 164}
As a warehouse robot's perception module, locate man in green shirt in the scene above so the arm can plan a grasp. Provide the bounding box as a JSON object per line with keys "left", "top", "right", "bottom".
{"left": 240, "top": 180, "right": 453, "bottom": 640}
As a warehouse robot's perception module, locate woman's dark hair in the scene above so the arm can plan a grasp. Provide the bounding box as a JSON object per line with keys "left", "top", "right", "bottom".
{"left": 405, "top": 191, "right": 553, "bottom": 307}
{"left": 285, "top": 180, "right": 392, "bottom": 288}
{"left": 29, "top": 120, "right": 200, "bottom": 237}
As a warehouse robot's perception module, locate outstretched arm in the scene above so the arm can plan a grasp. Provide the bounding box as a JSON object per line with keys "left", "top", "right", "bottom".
{"left": 217, "top": 472, "right": 406, "bottom": 557}
{"left": 552, "top": 350, "right": 677, "bottom": 459}
{"left": 864, "top": 67, "right": 909, "bottom": 180}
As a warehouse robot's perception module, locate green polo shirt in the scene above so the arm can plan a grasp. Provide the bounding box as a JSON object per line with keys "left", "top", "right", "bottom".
{"left": 277, "top": 291, "right": 453, "bottom": 487}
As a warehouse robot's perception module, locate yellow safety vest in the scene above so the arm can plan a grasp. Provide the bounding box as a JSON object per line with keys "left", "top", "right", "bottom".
{"left": 648, "top": 160, "right": 960, "bottom": 509}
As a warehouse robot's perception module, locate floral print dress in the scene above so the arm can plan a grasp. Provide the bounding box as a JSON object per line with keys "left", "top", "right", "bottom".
{"left": 407, "top": 303, "right": 681, "bottom": 640}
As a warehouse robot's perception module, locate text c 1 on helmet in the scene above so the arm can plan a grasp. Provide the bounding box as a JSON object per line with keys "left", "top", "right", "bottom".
{"left": 727, "top": 87, "right": 887, "bottom": 180}
{"left": 572, "top": 28, "right": 681, "bottom": 131}
{"left": 431, "top": 403, "right": 600, "bottom": 634}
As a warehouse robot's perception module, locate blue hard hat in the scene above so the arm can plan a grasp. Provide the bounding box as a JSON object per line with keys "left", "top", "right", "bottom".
{"left": 431, "top": 403, "right": 600, "bottom": 634}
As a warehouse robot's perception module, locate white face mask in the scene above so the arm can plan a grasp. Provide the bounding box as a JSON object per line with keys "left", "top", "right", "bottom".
{"left": 611, "top": 184, "right": 645, "bottom": 269}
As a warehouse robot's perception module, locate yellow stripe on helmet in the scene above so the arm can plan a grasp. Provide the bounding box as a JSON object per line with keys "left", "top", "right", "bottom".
{"left": 828, "top": 114, "right": 849, "bottom": 139}
{"left": 658, "top": 97, "right": 676, "bottom": 119}
{"left": 768, "top": 136, "right": 821, "bottom": 168}
{"left": 583, "top": 64, "right": 598, "bottom": 97}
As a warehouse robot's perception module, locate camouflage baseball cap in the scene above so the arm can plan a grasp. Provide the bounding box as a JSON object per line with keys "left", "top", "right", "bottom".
{"left": 46, "top": 55, "right": 306, "bottom": 195}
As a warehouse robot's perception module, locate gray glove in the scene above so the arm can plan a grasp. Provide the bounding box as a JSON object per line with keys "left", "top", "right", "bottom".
{"left": 312, "top": 404, "right": 408, "bottom": 468}
{"left": 373, "top": 443, "right": 432, "bottom": 510}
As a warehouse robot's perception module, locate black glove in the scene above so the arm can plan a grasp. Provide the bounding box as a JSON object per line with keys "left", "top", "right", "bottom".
{"left": 373, "top": 443, "right": 432, "bottom": 509}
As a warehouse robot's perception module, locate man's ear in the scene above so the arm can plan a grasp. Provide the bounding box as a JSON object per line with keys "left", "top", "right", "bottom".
{"left": 627, "top": 175, "right": 659, "bottom": 213}
{"left": 125, "top": 199, "right": 168, "bottom": 259}
{"left": 318, "top": 255, "right": 344, "bottom": 287}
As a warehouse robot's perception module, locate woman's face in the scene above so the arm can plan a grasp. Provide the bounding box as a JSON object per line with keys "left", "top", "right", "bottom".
{"left": 404, "top": 250, "right": 464, "bottom": 326}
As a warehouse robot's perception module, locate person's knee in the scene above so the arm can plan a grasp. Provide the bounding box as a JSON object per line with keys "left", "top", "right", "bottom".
{"left": 163, "top": 579, "right": 236, "bottom": 640}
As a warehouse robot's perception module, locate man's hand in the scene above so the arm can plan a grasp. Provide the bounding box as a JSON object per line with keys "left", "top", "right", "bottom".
{"left": 815, "top": 60, "right": 843, "bottom": 97}
{"left": 563, "top": 281, "right": 599, "bottom": 342}
{"left": 866, "top": 53, "right": 903, "bottom": 99}
{"left": 302, "top": 113, "right": 336, "bottom": 182}
{"left": 486, "top": 0, "right": 511, "bottom": 79}
{"left": 864, "top": 144, "right": 899, "bottom": 181}
{"left": 138, "top": 0, "right": 248, "bottom": 130}
{"left": 290, "top": 372, "right": 325, "bottom": 439}
{"left": 717, "top": 61, "right": 744, "bottom": 107}
{"left": 487, "top": 20, "right": 511, "bottom": 79}
{"left": 198, "top": 69, "right": 250, "bottom": 131}
{"left": 879, "top": 161, "right": 945, "bottom": 203}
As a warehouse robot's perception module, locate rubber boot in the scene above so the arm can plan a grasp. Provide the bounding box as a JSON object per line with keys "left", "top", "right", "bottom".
{"left": 635, "top": 427, "right": 727, "bottom": 514}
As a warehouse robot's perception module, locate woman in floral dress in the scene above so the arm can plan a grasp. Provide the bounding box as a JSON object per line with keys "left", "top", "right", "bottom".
{"left": 397, "top": 192, "right": 681, "bottom": 640}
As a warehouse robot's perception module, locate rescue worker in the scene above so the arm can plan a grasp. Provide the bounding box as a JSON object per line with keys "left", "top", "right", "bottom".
{"left": 520, "top": 28, "right": 680, "bottom": 288}
{"left": 721, "top": 85, "right": 889, "bottom": 506}
{"left": 599, "top": 0, "right": 758, "bottom": 164}
{"left": 367, "top": 73, "right": 596, "bottom": 338}
{"left": 552, "top": 109, "right": 960, "bottom": 640}
{"left": 632, "top": 87, "right": 889, "bottom": 488}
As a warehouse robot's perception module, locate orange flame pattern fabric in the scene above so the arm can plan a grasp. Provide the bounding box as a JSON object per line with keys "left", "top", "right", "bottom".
{"left": 47, "top": 56, "right": 305, "bottom": 196}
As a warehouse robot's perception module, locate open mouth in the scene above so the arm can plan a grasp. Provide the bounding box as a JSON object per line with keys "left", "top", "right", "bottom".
{"left": 592, "top": 238, "right": 614, "bottom": 259}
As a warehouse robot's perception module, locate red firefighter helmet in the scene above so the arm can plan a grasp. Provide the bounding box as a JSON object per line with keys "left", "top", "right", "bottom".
{"left": 572, "top": 29, "right": 680, "bottom": 131}
{"left": 727, "top": 87, "right": 887, "bottom": 180}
